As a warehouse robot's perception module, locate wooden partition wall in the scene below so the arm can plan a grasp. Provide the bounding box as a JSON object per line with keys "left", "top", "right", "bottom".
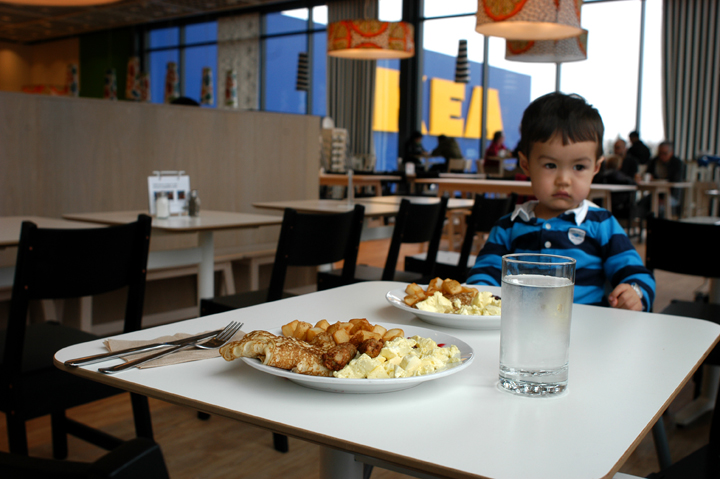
{"left": 0, "top": 91, "right": 321, "bottom": 328}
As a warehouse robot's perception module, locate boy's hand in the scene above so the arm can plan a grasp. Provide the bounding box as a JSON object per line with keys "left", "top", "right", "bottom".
{"left": 608, "top": 284, "right": 643, "bottom": 311}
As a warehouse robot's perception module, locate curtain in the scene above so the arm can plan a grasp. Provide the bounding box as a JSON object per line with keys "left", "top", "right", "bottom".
{"left": 663, "top": 0, "right": 720, "bottom": 160}
{"left": 218, "top": 14, "right": 260, "bottom": 111}
{"left": 327, "top": 0, "right": 377, "bottom": 170}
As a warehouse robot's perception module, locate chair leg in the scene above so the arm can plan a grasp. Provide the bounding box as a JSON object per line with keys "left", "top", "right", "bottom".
{"left": 51, "top": 410, "right": 69, "bottom": 459}
{"left": 130, "top": 393, "right": 154, "bottom": 440}
{"left": 273, "top": 433, "right": 289, "bottom": 453}
{"left": 197, "top": 411, "right": 211, "bottom": 420}
{"left": 651, "top": 418, "right": 672, "bottom": 470}
{"left": 6, "top": 413, "right": 29, "bottom": 456}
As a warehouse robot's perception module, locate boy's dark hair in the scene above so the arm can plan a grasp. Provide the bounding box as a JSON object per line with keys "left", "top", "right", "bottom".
{"left": 518, "top": 92, "right": 604, "bottom": 160}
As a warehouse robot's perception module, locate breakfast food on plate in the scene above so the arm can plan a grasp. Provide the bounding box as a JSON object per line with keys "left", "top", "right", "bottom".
{"left": 403, "top": 277, "right": 501, "bottom": 316}
{"left": 220, "top": 318, "right": 462, "bottom": 379}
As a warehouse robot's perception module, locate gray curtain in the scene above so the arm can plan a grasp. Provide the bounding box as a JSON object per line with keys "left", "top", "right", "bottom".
{"left": 327, "top": 0, "right": 377, "bottom": 170}
{"left": 663, "top": 0, "right": 720, "bottom": 160}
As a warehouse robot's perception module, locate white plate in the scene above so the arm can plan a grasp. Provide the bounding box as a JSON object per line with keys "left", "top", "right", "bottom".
{"left": 386, "top": 287, "right": 501, "bottom": 330}
{"left": 239, "top": 323, "right": 474, "bottom": 394}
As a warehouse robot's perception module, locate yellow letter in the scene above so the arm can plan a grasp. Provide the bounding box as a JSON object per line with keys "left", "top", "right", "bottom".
{"left": 372, "top": 67, "right": 400, "bottom": 133}
{"left": 428, "top": 78, "right": 465, "bottom": 137}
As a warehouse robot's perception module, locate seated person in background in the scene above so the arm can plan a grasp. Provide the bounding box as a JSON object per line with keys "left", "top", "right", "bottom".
{"left": 403, "top": 131, "right": 430, "bottom": 169}
{"left": 430, "top": 135, "right": 463, "bottom": 173}
{"left": 485, "top": 131, "right": 508, "bottom": 158}
{"left": 642, "top": 141, "right": 685, "bottom": 215}
{"left": 466, "top": 92, "right": 654, "bottom": 312}
{"left": 594, "top": 154, "right": 636, "bottom": 218}
{"left": 614, "top": 138, "right": 640, "bottom": 180}
{"left": 628, "top": 130, "right": 651, "bottom": 165}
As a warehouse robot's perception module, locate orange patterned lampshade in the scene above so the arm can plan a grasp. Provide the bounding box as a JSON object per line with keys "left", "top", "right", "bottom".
{"left": 328, "top": 19, "right": 414, "bottom": 60}
{"left": 476, "top": 0, "right": 583, "bottom": 41}
{"left": 506, "top": 29, "right": 588, "bottom": 63}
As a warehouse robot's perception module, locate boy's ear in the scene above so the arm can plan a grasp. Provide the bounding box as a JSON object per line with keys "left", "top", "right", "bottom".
{"left": 518, "top": 152, "right": 531, "bottom": 176}
{"left": 594, "top": 156, "right": 605, "bottom": 174}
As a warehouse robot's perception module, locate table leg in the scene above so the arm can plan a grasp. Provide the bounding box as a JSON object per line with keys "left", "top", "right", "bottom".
{"left": 198, "top": 231, "right": 214, "bottom": 300}
{"left": 319, "top": 447, "right": 363, "bottom": 479}
{"left": 653, "top": 191, "right": 661, "bottom": 218}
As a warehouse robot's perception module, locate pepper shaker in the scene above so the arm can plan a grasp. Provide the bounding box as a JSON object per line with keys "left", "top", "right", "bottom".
{"left": 188, "top": 189, "right": 201, "bottom": 217}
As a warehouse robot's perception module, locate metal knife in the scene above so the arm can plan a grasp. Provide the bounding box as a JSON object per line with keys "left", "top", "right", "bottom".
{"left": 64, "top": 328, "right": 223, "bottom": 367}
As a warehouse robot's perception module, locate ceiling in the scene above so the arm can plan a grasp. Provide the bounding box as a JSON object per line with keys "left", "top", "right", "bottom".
{"left": 0, "top": 0, "right": 292, "bottom": 44}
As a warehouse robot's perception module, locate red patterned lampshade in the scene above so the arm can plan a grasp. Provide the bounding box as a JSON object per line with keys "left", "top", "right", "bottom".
{"left": 328, "top": 19, "right": 414, "bottom": 60}
{"left": 506, "top": 29, "right": 588, "bottom": 63}
{"left": 476, "top": 0, "right": 584, "bottom": 41}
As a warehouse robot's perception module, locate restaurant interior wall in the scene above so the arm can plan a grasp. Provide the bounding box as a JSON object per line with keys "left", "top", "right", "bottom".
{"left": 0, "top": 91, "right": 321, "bottom": 330}
{"left": 0, "top": 38, "right": 78, "bottom": 92}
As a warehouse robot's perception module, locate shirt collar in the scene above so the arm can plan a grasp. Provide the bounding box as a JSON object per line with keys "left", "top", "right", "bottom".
{"left": 510, "top": 199, "right": 592, "bottom": 226}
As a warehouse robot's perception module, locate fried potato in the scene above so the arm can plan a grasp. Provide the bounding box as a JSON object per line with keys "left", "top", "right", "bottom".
{"left": 350, "top": 330, "right": 382, "bottom": 346}
{"left": 372, "top": 324, "right": 387, "bottom": 336}
{"left": 315, "top": 319, "right": 330, "bottom": 331}
{"left": 339, "top": 322, "right": 354, "bottom": 333}
{"left": 442, "top": 279, "right": 463, "bottom": 296}
{"left": 405, "top": 283, "right": 425, "bottom": 296}
{"left": 349, "top": 318, "right": 372, "bottom": 334}
{"left": 281, "top": 319, "right": 299, "bottom": 337}
{"left": 383, "top": 328, "right": 404, "bottom": 341}
{"left": 306, "top": 327, "right": 325, "bottom": 342}
{"left": 292, "top": 321, "right": 312, "bottom": 341}
{"left": 332, "top": 329, "right": 351, "bottom": 344}
{"left": 427, "top": 277, "right": 444, "bottom": 294}
{"left": 326, "top": 321, "right": 342, "bottom": 335}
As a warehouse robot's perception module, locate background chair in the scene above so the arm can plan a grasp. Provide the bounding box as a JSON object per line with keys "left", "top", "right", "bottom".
{"left": 645, "top": 214, "right": 720, "bottom": 470}
{"left": 0, "top": 216, "right": 154, "bottom": 458}
{"left": 405, "top": 193, "right": 516, "bottom": 282}
{"left": 198, "top": 204, "right": 365, "bottom": 452}
{"left": 318, "top": 196, "right": 448, "bottom": 288}
{"left": 0, "top": 437, "right": 170, "bottom": 479}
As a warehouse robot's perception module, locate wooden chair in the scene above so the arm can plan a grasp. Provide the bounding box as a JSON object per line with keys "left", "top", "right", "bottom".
{"left": 0, "top": 437, "right": 170, "bottom": 479}
{"left": 645, "top": 214, "right": 720, "bottom": 470}
{"left": 0, "top": 215, "right": 154, "bottom": 458}
{"left": 317, "top": 196, "right": 448, "bottom": 288}
{"left": 405, "top": 194, "right": 516, "bottom": 282}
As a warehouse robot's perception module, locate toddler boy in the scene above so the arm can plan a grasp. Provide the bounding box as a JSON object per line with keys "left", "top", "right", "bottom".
{"left": 467, "top": 93, "right": 654, "bottom": 311}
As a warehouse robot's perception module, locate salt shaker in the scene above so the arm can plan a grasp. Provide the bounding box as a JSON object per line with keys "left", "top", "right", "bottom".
{"left": 188, "top": 189, "right": 201, "bottom": 217}
{"left": 155, "top": 192, "right": 170, "bottom": 219}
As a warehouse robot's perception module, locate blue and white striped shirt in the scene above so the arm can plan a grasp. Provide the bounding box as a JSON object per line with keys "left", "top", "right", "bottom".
{"left": 466, "top": 200, "right": 655, "bottom": 311}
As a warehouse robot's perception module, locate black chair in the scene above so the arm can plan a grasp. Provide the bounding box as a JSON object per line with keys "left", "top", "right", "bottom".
{"left": 645, "top": 215, "right": 720, "bottom": 470}
{"left": 317, "top": 196, "right": 448, "bottom": 288}
{"left": 0, "top": 437, "right": 170, "bottom": 479}
{"left": 200, "top": 204, "right": 365, "bottom": 316}
{"left": 0, "top": 216, "right": 154, "bottom": 459}
{"left": 198, "top": 204, "right": 365, "bottom": 452}
{"left": 405, "top": 194, "right": 516, "bottom": 282}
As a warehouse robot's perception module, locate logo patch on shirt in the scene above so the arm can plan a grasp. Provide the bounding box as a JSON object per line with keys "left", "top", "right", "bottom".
{"left": 568, "top": 228, "right": 586, "bottom": 245}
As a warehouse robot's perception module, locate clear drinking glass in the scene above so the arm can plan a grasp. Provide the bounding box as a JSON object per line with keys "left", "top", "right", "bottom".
{"left": 498, "top": 254, "right": 576, "bottom": 397}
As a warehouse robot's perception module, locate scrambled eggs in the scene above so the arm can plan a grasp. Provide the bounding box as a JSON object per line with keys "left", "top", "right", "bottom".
{"left": 333, "top": 336, "right": 461, "bottom": 379}
{"left": 415, "top": 291, "right": 501, "bottom": 316}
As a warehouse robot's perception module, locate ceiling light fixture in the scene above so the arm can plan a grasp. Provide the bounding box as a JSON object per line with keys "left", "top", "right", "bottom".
{"left": 476, "top": 0, "right": 583, "bottom": 41}
{"left": 327, "top": 19, "right": 414, "bottom": 60}
{"left": 505, "top": 29, "right": 588, "bottom": 63}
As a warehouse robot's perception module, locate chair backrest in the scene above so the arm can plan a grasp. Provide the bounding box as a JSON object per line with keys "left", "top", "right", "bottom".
{"left": 267, "top": 204, "right": 365, "bottom": 301}
{"left": 645, "top": 215, "right": 720, "bottom": 278}
{"left": 5, "top": 215, "right": 152, "bottom": 372}
{"left": 382, "top": 196, "right": 449, "bottom": 281}
{"left": 448, "top": 159, "right": 467, "bottom": 173}
{"left": 456, "top": 194, "right": 516, "bottom": 281}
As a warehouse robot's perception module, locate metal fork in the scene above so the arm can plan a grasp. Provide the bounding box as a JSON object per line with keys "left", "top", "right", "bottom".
{"left": 98, "top": 321, "right": 243, "bottom": 374}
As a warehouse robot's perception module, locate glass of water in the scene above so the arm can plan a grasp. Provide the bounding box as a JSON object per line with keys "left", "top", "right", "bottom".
{"left": 498, "top": 253, "right": 576, "bottom": 397}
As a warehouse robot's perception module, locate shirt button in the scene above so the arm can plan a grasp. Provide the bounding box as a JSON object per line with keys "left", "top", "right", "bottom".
{"left": 544, "top": 223, "right": 551, "bottom": 230}
{"left": 544, "top": 241, "right": 552, "bottom": 248}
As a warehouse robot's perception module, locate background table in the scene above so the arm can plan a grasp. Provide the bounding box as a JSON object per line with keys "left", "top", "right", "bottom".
{"left": 414, "top": 178, "right": 637, "bottom": 213}
{"left": 637, "top": 181, "right": 694, "bottom": 218}
{"left": 319, "top": 173, "right": 402, "bottom": 197}
{"left": 55, "top": 281, "right": 720, "bottom": 479}
{"left": 62, "top": 210, "right": 282, "bottom": 300}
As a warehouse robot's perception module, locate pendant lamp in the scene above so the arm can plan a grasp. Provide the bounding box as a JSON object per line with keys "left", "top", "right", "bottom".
{"left": 454, "top": 40, "right": 470, "bottom": 83}
{"left": 296, "top": 52, "right": 309, "bottom": 91}
{"left": 505, "top": 29, "right": 588, "bottom": 63}
{"left": 328, "top": 19, "right": 414, "bottom": 60}
{"left": 476, "top": 0, "right": 583, "bottom": 41}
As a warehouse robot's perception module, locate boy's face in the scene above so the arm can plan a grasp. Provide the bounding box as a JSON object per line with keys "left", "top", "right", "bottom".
{"left": 519, "top": 134, "right": 603, "bottom": 220}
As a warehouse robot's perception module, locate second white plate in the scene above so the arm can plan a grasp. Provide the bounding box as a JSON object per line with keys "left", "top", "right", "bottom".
{"left": 386, "top": 287, "right": 501, "bottom": 330}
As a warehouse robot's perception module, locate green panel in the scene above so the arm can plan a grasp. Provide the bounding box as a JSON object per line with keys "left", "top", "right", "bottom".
{"left": 78, "top": 28, "right": 135, "bottom": 99}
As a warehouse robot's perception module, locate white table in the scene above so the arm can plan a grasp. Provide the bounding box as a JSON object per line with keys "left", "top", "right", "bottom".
{"left": 62, "top": 210, "right": 282, "bottom": 300}
{"left": 319, "top": 173, "right": 402, "bottom": 197}
{"left": 637, "top": 181, "right": 694, "bottom": 219}
{"left": 55, "top": 281, "right": 720, "bottom": 479}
